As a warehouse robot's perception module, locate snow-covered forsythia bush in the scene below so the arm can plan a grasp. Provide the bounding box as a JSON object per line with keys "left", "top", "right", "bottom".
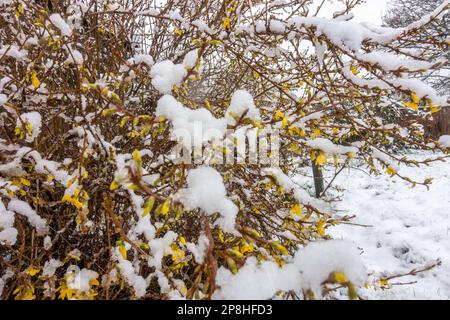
{"left": 0, "top": 0, "right": 449, "bottom": 300}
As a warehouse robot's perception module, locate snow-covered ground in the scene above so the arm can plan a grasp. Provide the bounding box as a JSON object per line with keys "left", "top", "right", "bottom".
{"left": 295, "top": 150, "right": 450, "bottom": 299}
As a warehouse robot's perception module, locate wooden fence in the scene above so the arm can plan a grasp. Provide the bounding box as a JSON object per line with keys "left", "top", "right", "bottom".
{"left": 427, "top": 107, "right": 450, "bottom": 138}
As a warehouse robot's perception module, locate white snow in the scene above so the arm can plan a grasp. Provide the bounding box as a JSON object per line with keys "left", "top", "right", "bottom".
{"left": 263, "top": 167, "right": 330, "bottom": 213}
{"left": 269, "top": 20, "right": 286, "bottom": 33}
{"left": 438, "top": 135, "right": 450, "bottom": 148}
{"left": 150, "top": 61, "right": 187, "bottom": 94}
{"left": 42, "top": 259, "right": 63, "bottom": 277}
{"left": 17, "top": 111, "right": 42, "bottom": 143}
{"left": 156, "top": 95, "right": 226, "bottom": 147}
{"left": 371, "top": 147, "right": 400, "bottom": 171}
{"left": 130, "top": 54, "right": 154, "bottom": 67}
{"left": 183, "top": 49, "right": 199, "bottom": 70}
{"left": 305, "top": 138, "right": 358, "bottom": 155}
{"left": 0, "top": 45, "right": 28, "bottom": 60}
{"left": 7, "top": 199, "right": 48, "bottom": 236}
{"left": 314, "top": 40, "right": 327, "bottom": 67}
{"left": 49, "top": 14, "right": 72, "bottom": 37}
{"left": 391, "top": 78, "right": 446, "bottom": 106}
{"left": 186, "top": 233, "right": 209, "bottom": 264}
{"left": 148, "top": 231, "right": 178, "bottom": 270}
{"left": 0, "top": 201, "right": 17, "bottom": 245}
{"left": 67, "top": 267, "right": 98, "bottom": 293}
{"left": 65, "top": 49, "right": 83, "bottom": 65}
{"left": 43, "top": 235, "right": 52, "bottom": 250}
{"left": 0, "top": 94, "right": 7, "bottom": 105}
{"left": 293, "top": 240, "right": 367, "bottom": 297}
{"left": 323, "top": 150, "right": 450, "bottom": 299}
{"left": 226, "top": 89, "right": 261, "bottom": 126}
{"left": 114, "top": 247, "right": 147, "bottom": 298}
{"left": 357, "top": 51, "right": 433, "bottom": 71}
{"left": 191, "top": 19, "right": 214, "bottom": 34}
{"left": 177, "top": 166, "right": 238, "bottom": 234}
{"left": 213, "top": 240, "right": 366, "bottom": 299}
{"left": 343, "top": 65, "right": 446, "bottom": 106}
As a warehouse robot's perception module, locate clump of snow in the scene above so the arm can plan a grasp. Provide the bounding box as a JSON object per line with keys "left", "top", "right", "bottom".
{"left": 214, "top": 257, "right": 290, "bottom": 300}
{"left": 148, "top": 231, "right": 178, "bottom": 270}
{"left": 120, "top": 54, "right": 154, "bottom": 74}
{"left": 130, "top": 54, "right": 154, "bottom": 67}
{"left": 0, "top": 226, "right": 17, "bottom": 246}
{"left": 191, "top": 19, "right": 214, "bottom": 34}
{"left": 314, "top": 41, "right": 327, "bottom": 67}
{"left": 130, "top": 213, "right": 156, "bottom": 243}
{"left": 66, "top": 266, "right": 98, "bottom": 293}
{"left": 0, "top": 94, "right": 7, "bottom": 105}
{"left": 49, "top": 14, "right": 72, "bottom": 37}
{"left": 391, "top": 77, "right": 446, "bottom": 106}
{"left": 26, "top": 149, "right": 72, "bottom": 186}
{"left": 293, "top": 111, "right": 325, "bottom": 129}
{"left": 114, "top": 247, "right": 147, "bottom": 298}
{"left": 226, "top": 90, "right": 260, "bottom": 126}
{"left": 42, "top": 259, "right": 63, "bottom": 277}
{"left": 343, "top": 65, "right": 389, "bottom": 90}
{"left": 357, "top": 51, "right": 432, "bottom": 71}
{"left": 305, "top": 138, "right": 358, "bottom": 155}
{"left": 0, "top": 201, "right": 17, "bottom": 245}
{"left": 343, "top": 65, "right": 446, "bottom": 106}
{"left": 292, "top": 240, "right": 367, "bottom": 297}
{"left": 43, "top": 235, "right": 52, "bottom": 250}
{"left": 213, "top": 240, "right": 366, "bottom": 299}
{"left": 183, "top": 49, "right": 199, "bottom": 69}
{"left": 8, "top": 199, "right": 48, "bottom": 235}
{"left": 150, "top": 60, "right": 187, "bottom": 94}
{"left": 17, "top": 112, "right": 42, "bottom": 143}
{"left": 263, "top": 167, "right": 330, "bottom": 213}
{"left": 177, "top": 166, "right": 238, "bottom": 234}
{"left": 371, "top": 147, "right": 399, "bottom": 171}
{"left": 0, "top": 45, "right": 28, "bottom": 60}
{"left": 438, "top": 135, "right": 450, "bottom": 148}
{"left": 186, "top": 233, "right": 209, "bottom": 263}
{"left": 269, "top": 19, "right": 286, "bottom": 33}
{"left": 255, "top": 21, "right": 266, "bottom": 33}
{"left": 156, "top": 95, "right": 226, "bottom": 147}
{"left": 167, "top": 9, "right": 185, "bottom": 23}
{"left": 65, "top": 49, "right": 83, "bottom": 65}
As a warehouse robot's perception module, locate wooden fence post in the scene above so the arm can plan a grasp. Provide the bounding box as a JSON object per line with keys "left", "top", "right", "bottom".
{"left": 311, "top": 161, "right": 324, "bottom": 198}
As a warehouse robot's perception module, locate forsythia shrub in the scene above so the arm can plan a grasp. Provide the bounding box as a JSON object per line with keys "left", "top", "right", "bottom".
{"left": 0, "top": 0, "right": 449, "bottom": 300}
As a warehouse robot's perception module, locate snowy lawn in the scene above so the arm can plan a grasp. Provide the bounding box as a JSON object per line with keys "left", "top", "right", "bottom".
{"left": 294, "top": 150, "right": 450, "bottom": 299}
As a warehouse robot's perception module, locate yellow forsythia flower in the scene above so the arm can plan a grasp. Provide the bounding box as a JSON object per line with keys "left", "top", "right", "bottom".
{"left": 317, "top": 219, "right": 326, "bottom": 236}
{"left": 132, "top": 149, "right": 142, "bottom": 167}
{"left": 386, "top": 165, "right": 397, "bottom": 176}
{"left": 160, "top": 198, "right": 171, "bottom": 215}
{"left": 270, "top": 241, "right": 288, "bottom": 256}
{"left": 26, "top": 266, "right": 41, "bottom": 277}
{"left": 290, "top": 203, "right": 302, "bottom": 216}
{"left": 332, "top": 271, "right": 348, "bottom": 283}
{"left": 119, "top": 246, "right": 127, "bottom": 260}
{"left": 315, "top": 152, "right": 327, "bottom": 166}
{"left": 222, "top": 17, "right": 231, "bottom": 30}
{"left": 31, "top": 71, "right": 40, "bottom": 88}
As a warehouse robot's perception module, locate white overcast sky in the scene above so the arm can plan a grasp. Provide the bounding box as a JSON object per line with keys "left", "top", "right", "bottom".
{"left": 351, "top": 0, "right": 390, "bottom": 23}
{"left": 311, "top": 0, "right": 390, "bottom": 24}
